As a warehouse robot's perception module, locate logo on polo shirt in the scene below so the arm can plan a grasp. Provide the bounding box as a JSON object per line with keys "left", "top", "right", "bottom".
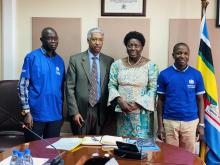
{"left": 187, "top": 79, "right": 195, "bottom": 88}
{"left": 56, "top": 66, "right": 61, "bottom": 76}
{"left": 189, "top": 79, "right": 194, "bottom": 84}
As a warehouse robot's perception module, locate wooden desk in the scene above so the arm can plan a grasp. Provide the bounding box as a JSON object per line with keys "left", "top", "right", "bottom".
{"left": 0, "top": 137, "right": 204, "bottom": 165}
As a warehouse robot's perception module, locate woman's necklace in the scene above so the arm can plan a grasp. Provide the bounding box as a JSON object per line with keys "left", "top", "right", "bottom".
{"left": 127, "top": 56, "right": 142, "bottom": 66}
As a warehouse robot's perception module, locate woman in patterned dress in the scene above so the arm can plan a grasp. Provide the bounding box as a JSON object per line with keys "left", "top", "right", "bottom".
{"left": 108, "top": 31, "right": 159, "bottom": 138}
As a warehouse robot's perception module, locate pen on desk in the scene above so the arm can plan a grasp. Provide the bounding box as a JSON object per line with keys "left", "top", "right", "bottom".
{"left": 92, "top": 136, "right": 100, "bottom": 142}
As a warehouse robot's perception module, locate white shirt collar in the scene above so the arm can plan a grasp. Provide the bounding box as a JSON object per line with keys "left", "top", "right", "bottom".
{"left": 172, "top": 64, "right": 189, "bottom": 72}
{"left": 88, "top": 49, "right": 100, "bottom": 60}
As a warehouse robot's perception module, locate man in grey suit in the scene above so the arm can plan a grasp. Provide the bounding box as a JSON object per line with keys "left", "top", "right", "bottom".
{"left": 66, "top": 27, "right": 114, "bottom": 135}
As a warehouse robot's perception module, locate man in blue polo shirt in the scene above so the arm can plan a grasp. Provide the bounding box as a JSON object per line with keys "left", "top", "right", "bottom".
{"left": 18, "top": 27, "right": 65, "bottom": 142}
{"left": 157, "top": 42, "right": 205, "bottom": 153}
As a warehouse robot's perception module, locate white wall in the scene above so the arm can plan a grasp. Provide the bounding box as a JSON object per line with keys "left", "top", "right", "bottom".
{"left": 148, "top": 0, "right": 215, "bottom": 70}
{"left": 2, "top": 0, "right": 16, "bottom": 79}
{"left": 2, "top": 0, "right": 217, "bottom": 78}
{"left": 16, "top": 0, "right": 101, "bottom": 77}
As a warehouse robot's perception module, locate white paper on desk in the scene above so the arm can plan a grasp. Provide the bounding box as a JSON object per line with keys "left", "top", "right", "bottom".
{"left": 0, "top": 156, "right": 48, "bottom": 165}
{"left": 101, "top": 135, "right": 123, "bottom": 145}
{"left": 46, "top": 138, "right": 82, "bottom": 150}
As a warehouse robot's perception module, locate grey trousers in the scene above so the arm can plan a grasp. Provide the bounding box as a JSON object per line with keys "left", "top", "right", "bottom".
{"left": 71, "top": 104, "right": 101, "bottom": 135}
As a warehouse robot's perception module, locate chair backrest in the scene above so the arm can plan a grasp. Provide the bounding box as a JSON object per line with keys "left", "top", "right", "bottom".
{"left": 0, "top": 80, "right": 23, "bottom": 133}
{"left": 0, "top": 80, "right": 24, "bottom": 151}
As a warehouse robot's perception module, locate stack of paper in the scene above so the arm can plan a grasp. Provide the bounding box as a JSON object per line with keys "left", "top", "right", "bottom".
{"left": 101, "top": 135, "right": 123, "bottom": 145}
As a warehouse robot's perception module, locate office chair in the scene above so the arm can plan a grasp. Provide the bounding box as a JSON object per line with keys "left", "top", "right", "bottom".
{"left": 0, "top": 80, "right": 25, "bottom": 152}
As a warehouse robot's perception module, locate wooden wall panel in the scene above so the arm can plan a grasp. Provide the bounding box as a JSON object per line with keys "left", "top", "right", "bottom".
{"left": 169, "top": 19, "right": 220, "bottom": 103}
{"left": 99, "top": 18, "right": 150, "bottom": 60}
{"left": 32, "top": 17, "right": 81, "bottom": 68}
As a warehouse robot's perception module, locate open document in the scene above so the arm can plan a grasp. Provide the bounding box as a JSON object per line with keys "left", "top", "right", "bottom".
{"left": 81, "top": 135, "right": 123, "bottom": 146}
{"left": 46, "top": 138, "right": 82, "bottom": 151}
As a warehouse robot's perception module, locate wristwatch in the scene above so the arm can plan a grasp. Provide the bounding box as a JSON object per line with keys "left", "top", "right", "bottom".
{"left": 21, "top": 109, "right": 30, "bottom": 116}
{"left": 198, "top": 123, "right": 205, "bottom": 128}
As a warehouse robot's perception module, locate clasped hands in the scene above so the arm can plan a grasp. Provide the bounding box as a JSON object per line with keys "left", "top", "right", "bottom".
{"left": 117, "top": 97, "right": 140, "bottom": 113}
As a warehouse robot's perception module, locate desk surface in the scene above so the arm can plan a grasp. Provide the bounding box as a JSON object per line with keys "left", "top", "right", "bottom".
{"left": 0, "top": 137, "right": 204, "bottom": 165}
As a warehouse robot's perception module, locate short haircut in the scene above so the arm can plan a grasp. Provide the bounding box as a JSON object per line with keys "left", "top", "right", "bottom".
{"left": 87, "top": 27, "right": 104, "bottom": 40}
{"left": 41, "top": 27, "right": 57, "bottom": 38}
{"left": 173, "top": 42, "right": 190, "bottom": 53}
{"left": 123, "top": 31, "right": 145, "bottom": 47}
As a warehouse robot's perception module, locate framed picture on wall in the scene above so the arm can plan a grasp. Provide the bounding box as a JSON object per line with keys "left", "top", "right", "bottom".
{"left": 101, "top": 0, "right": 146, "bottom": 16}
{"left": 217, "top": 0, "right": 220, "bottom": 27}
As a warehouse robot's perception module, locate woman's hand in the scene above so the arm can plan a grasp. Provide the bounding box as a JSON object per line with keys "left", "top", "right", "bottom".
{"left": 129, "top": 102, "right": 141, "bottom": 111}
{"left": 117, "top": 97, "right": 133, "bottom": 113}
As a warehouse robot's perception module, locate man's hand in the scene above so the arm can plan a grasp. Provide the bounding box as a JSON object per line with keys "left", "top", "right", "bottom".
{"left": 73, "top": 114, "right": 84, "bottom": 128}
{"left": 196, "top": 125, "right": 205, "bottom": 141}
{"left": 157, "top": 126, "right": 166, "bottom": 141}
{"left": 24, "top": 112, "right": 33, "bottom": 128}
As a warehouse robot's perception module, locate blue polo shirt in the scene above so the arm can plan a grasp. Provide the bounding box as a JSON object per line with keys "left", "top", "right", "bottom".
{"left": 20, "top": 48, "right": 65, "bottom": 122}
{"left": 157, "top": 65, "right": 205, "bottom": 121}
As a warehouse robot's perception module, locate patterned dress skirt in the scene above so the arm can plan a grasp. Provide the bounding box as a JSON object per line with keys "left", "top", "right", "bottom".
{"left": 116, "top": 110, "right": 154, "bottom": 139}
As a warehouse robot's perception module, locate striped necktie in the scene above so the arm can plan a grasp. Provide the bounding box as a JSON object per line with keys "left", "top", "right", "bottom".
{"left": 89, "top": 57, "right": 98, "bottom": 107}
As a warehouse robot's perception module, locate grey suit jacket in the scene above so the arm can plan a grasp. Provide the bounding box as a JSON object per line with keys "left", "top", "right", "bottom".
{"left": 66, "top": 50, "right": 114, "bottom": 126}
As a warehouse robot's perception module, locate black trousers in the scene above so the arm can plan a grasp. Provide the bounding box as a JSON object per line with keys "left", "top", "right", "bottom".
{"left": 24, "top": 120, "right": 62, "bottom": 142}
